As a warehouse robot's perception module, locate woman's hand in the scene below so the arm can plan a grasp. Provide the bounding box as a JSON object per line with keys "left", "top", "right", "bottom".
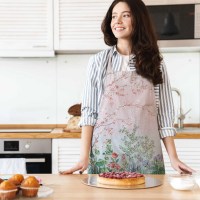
{"left": 60, "top": 126, "right": 93, "bottom": 175}
{"left": 170, "top": 157, "right": 195, "bottom": 174}
{"left": 59, "top": 157, "right": 89, "bottom": 175}
{"left": 162, "top": 137, "right": 195, "bottom": 174}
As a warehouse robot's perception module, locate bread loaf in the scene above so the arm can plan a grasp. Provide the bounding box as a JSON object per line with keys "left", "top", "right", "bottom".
{"left": 64, "top": 116, "right": 81, "bottom": 132}
{"left": 68, "top": 104, "right": 81, "bottom": 116}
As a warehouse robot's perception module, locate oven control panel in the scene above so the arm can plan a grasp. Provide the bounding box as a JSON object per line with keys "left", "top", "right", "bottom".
{"left": 4, "top": 141, "right": 19, "bottom": 151}
{"left": 0, "top": 139, "right": 51, "bottom": 153}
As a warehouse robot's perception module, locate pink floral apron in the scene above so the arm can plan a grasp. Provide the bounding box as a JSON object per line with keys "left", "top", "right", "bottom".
{"left": 88, "top": 52, "right": 165, "bottom": 174}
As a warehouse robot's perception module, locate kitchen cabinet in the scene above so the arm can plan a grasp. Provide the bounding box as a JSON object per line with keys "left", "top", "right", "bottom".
{"left": 54, "top": 0, "right": 111, "bottom": 52}
{"left": 52, "top": 138, "right": 81, "bottom": 174}
{"left": 162, "top": 139, "right": 200, "bottom": 174}
{"left": 0, "top": 0, "right": 54, "bottom": 57}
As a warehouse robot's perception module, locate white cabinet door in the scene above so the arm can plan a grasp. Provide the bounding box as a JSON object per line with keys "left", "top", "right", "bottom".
{"left": 162, "top": 139, "right": 200, "bottom": 174}
{"left": 0, "top": 0, "right": 54, "bottom": 57}
{"left": 54, "top": 0, "right": 112, "bottom": 52}
{"left": 52, "top": 138, "right": 81, "bottom": 174}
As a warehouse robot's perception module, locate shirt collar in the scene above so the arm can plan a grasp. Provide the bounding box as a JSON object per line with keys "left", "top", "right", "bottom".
{"left": 112, "top": 45, "right": 135, "bottom": 59}
{"left": 112, "top": 45, "right": 118, "bottom": 56}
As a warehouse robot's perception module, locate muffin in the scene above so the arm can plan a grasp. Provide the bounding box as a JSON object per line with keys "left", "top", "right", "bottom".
{"left": 0, "top": 180, "right": 17, "bottom": 200}
{"left": 20, "top": 176, "right": 40, "bottom": 197}
{"left": 0, "top": 179, "right": 3, "bottom": 184}
{"left": 8, "top": 174, "right": 24, "bottom": 186}
{"left": 8, "top": 174, "right": 24, "bottom": 193}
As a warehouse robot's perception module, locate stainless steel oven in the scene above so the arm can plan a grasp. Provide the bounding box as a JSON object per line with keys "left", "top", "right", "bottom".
{"left": 0, "top": 139, "right": 52, "bottom": 174}
{"left": 144, "top": 0, "right": 200, "bottom": 49}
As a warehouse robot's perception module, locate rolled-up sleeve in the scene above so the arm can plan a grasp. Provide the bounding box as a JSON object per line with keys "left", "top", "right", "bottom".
{"left": 157, "top": 62, "right": 176, "bottom": 138}
{"left": 79, "top": 56, "right": 98, "bottom": 126}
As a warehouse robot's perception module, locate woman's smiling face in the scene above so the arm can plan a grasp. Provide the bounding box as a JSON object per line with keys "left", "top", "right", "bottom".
{"left": 111, "top": 2, "right": 133, "bottom": 41}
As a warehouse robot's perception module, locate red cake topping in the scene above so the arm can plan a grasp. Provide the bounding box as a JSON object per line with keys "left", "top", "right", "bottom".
{"left": 99, "top": 172, "right": 144, "bottom": 179}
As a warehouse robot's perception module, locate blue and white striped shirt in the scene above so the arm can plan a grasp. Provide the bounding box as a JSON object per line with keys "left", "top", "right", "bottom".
{"left": 80, "top": 46, "right": 176, "bottom": 138}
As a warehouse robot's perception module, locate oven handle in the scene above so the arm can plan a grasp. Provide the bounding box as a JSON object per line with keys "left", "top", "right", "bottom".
{"left": 25, "top": 158, "right": 45, "bottom": 163}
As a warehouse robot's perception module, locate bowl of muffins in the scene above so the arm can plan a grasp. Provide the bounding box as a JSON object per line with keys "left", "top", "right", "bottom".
{"left": 0, "top": 174, "right": 40, "bottom": 200}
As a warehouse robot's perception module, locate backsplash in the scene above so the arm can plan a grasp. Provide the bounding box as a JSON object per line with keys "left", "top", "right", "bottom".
{"left": 0, "top": 52, "right": 199, "bottom": 124}
{"left": 163, "top": 52, "right": 200, "bottom": 124}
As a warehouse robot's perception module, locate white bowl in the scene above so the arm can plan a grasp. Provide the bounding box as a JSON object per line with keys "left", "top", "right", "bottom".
{"left": 168, "top": 174, "right": 195, "bottom": 190}
{"left": 192, "top": 172, "right": 200, "bottom": 187}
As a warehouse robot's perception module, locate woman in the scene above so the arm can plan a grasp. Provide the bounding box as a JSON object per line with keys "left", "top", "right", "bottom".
{"left": 61, "top": 0, "right": 194, "bottom": 174}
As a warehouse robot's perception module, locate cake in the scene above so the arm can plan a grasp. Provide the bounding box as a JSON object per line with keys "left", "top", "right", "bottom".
{"left": 0, "top": 180, "right": 17, "bottom": 200}
{"left": 97, "top": 172, "right": 145, "bottom": 186}
{"left": 20, "top": 176, "right": 40, "bottom": 197}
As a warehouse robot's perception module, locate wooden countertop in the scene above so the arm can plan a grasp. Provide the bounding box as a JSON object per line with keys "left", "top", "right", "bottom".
{"left": 0, "top": 128, "right": 200, "bottom": 139}
{"left": 17, "top": 174, "right": 200, "bottom": 200}
{"left": 0, "top": 128, "right": 81, "bottom": 139}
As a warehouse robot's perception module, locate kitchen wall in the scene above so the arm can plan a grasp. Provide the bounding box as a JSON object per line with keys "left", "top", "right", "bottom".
{"left": 163, "top": 52, "right": 200, "bottom": 124}
{"left": 0, "top": 51, "right": 199, "bottom": 124}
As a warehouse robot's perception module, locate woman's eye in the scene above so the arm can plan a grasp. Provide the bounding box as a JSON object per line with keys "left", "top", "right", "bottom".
{"left": 112, "top": 15, "right": 117, "bottom": 19}
{"left": 123, "top": 14, "right": 130, "bottom": 18}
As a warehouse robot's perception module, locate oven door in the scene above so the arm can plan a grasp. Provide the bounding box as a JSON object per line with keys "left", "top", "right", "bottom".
{"left": 147, "top": 4, "right": 195, "bottom": 40}
{"left": 0, "top": 154, "right": 52, "bottom": 174}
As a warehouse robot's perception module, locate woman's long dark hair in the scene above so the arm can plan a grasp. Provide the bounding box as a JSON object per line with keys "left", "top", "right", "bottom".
{"left": 101, "top": 0, "right": 163, "bottom": 85}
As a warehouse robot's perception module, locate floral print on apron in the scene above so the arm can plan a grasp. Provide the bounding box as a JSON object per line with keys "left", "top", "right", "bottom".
{"left": 88, "top": 52, "right": 165, "bottom": 174}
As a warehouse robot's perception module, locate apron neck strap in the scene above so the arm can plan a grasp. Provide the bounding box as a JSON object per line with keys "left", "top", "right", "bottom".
{"left": 106, "top": 48, "right": 114, "bottom": 75}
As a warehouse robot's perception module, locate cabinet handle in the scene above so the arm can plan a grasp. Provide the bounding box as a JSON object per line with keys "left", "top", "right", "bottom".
{"left": 25, "top": 158, "right": 45, "bottom": 163}
{"left": 32, "top": 45, "right": 47, "bottom": 48}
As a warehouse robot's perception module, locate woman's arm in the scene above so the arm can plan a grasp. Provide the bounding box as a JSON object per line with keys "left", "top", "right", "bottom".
{"left": 158, "top": 62, "right": 194, "bottom": 173}
{"left": 162, "top": 136, "right": 194, "bottom": 174}
{"left": 157, "top": 62, "right": 176, "bottom": 138}
{"left": 60, "top": 126, "right": 93, "bottom": 174}
{"left": 60, "top": 56, "right": 98, "bottom": 174}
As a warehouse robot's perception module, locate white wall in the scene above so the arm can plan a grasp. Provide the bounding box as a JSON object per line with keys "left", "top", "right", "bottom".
{"left": 0, "top": 55, "right": 90, "bottom": 124}
{"left": 163, "top": 52, "right": 200, "bottom": 123}
{"left": 0, "top": 52, "right": 199, "bottom": 124}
